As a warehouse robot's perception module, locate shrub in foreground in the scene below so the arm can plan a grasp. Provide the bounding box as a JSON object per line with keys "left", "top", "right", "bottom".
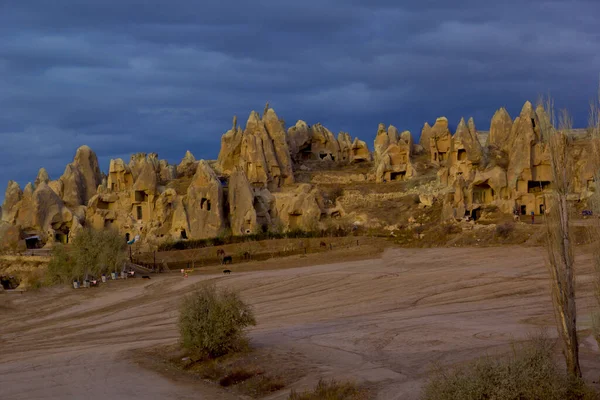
{"left": 422, "top": 336, "right": 597, "bottom": 400}
{"left": 179, "top": 284, "right": 256, "bottom": 359}
{"left": 288, "top": 379, "right": 367, "bottom": 400}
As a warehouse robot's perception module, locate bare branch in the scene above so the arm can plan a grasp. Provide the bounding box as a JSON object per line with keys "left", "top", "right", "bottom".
{"left": 541, "top": 95, "right": 581, "bottom": 378}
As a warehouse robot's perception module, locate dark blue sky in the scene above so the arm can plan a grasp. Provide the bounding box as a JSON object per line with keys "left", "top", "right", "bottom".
{"left": 1, "top": 1, "right": 600, "bottom": 203}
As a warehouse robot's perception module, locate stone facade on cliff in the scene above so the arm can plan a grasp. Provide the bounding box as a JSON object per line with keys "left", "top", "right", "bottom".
{"left": 437, "top": 101, "right": 594, "bottom": 221}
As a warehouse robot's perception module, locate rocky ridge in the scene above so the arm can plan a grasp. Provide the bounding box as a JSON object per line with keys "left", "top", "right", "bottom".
{"left": 1, "top": 101, "right": 596, "bottom": 250}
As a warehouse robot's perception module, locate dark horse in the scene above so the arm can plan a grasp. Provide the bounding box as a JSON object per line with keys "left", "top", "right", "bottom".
{"left": 221, "top": 255, "right": 233, "bottom": 265}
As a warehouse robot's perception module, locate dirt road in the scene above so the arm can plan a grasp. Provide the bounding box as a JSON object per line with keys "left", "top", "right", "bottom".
{"left": 1, "top": 246, "right": 599, "bottom": 399}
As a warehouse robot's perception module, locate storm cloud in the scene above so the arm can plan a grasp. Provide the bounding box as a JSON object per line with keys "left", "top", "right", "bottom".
{"left": 1, "top": 0, "right": 599, "bottom": 202}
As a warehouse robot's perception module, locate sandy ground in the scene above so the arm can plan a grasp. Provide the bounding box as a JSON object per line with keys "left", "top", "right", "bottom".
{"left": 2, "top": 246, "right": 600, "bottom": 399}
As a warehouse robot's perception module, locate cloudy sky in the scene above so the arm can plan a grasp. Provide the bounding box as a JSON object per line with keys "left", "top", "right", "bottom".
{"left": 1, "top": 0, "right": 599, "bottom": 202}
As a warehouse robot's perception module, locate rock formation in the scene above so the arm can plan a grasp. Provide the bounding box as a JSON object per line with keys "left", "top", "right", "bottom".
{"left": 2, "top": 101, "right": 598, "bottom": 249}
{"left": 107, "top": 159, "right": 134, "bottom": 192}
{"left": 159, "top": 160, "right": 177, "bottom": 182}
{"left": 216, "top": 117, "right": 244, "bottom": 175}
{"left": 1, "top": 181, "right": 23, "bottom": 223}
{"left": 186, "top": 160, "right": 226, "bottom": 239}
{"left": 262, "top": 108, "right": 294, "bottom": 186}
{"left": 286, "top": 120, "right": 312, "bottom": 161}
{"left": 272, "top": 184, "right": 325, "bottom": 231}
{"left": 450, "top": 118, "right": 483, "bottom": 168}
{"left": 59, "top": 146, "right": 102, "bottom": 208}
{"left": 228, "top": 169, "right": 258, "bottom": 235}
{"left": 487, "top": 108, "right": 513, "bottom": 149}
{"left": 337, "top": 132, "right": 352, "bottom": 164}
{"left": 438, "top": 101, "right": 564, "bottom": 220}
{"left": 0, "top": 222, "right": 22, "bottom": 252}
{"left": 428, "top": 117, "right": 452, "bottom": 164}
{"left": 374, "top": 124, "right": 391, "bottom": 164}
{"left": 217, "top": 108, "right": 294, "bottom": 190}
{"left": 177, "top": 150, "right": 198, "bottom": 177}
{"left": 351, "top": 137, "right": 371, "bottom": 163}
{"left": 287, "top": 121, "right": 369, "bottom": 165}
{"left": 2, "top": 179, "right": 76, "bottom": 244}
{"left": 419, "top": 123, "right": 433, "bottom": 155}
{"left": 34, "top": 168, "right": 50, "bottom": 188}
{"left": 374, "top": 125, "right": 415, "bottom": 183}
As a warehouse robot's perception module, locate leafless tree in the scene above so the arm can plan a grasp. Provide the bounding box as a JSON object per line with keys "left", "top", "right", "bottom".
{"left": 540, "top": 97, "right": 581, "bottom": 378}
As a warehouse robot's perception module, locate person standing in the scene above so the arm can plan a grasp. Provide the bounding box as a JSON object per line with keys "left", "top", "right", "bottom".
{"left": 531, "top": 211, "right": 535, "bottom": 224}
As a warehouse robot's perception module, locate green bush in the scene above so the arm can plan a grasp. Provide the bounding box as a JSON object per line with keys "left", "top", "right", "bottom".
{"left": 45, "top": 243, "right": 77, "bottom": 284}
{"left": 98, "top": 229, "right": 128, "bottom": 275}
{"left": 46, "top": 227, "right": 127, "bottom": 284}
{"left": 422, "top": 336, "right": 597, "bottom": 400}
{"left": 179, "top": 284, "right": 256, "bottom": 359}
{"left": 288, "top": 379, "right": 367, "bottom": 400}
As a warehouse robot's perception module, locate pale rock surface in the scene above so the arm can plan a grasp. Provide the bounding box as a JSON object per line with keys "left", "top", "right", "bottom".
{"left": 177, "top": 150, "right": 198, "bottom": 178}
{"left": 240, "top": 118, "right": 270, "bottom": 188}
{"left": 1, "top": 181, "right": 23, "bottom": 223}
{"left": 287, "top": 120, "right": 312, "bottom": 162}
{"left": 374, "top": 126, "right": 415, "bottom": 183}
{"left": 228, "top": 169, "right": 258, "bottom": 235}
{"left": 133, "top": 159, "right": 159, "bottom": 196}
{"left": 272, "top": 184, "right": 323, "bottom": 231}
{"left": 216, "top": 117, "right": 244, "bottom": 175}
{"left": 338, "top": 132, "right": 353, "bottom": 163}
{"left": 374, "top": 123, "right": 390, "bottom": 164}
{"left": 159, "top": 160, "right": 177, "bottom": 182}
{"left": 0, "top": 222, "right": 23, "bottom": 252}
{"left": 74, "top": 145, "right": 103, "bottom": 203}
{"left": 351, "top": 137, "right": 371, "bottom": 163}
{"left": 186, "top": 160, "right": 226, "bottom": 238}
{"left": 310, "top": 124, "right": 341, "bottom": 162}
{"left": 487, "top": 108, "right": 513, "bottom": 150}
{"left": 429, "top": 117, "right": 452, "bottom": 164}
{"left": 449, "top": 117, "right": 483, "bottom": 169}
{"left": 419, "top": 193, "right": 435, "bottom": 207}
{"left": 60, "top": 145, "right": 102, "bottom": 207}
{"left": 60, "top": 164, "right": 86, "bottom": 208}
{"left": 262, "top": 108, "right": 294, "bottom": 186}
{"left": 506, "top": 101, "right": 539, "bottom": 191}
{"left": 246, "top": 111, "right": 281, "bottom": 190}
{"left": 48, "top": 180, "right": 64, "bottom": 197}
{"left": 419, "top": 122, "right": 433, "bottom": 154}
{"left": 34, "top": 168, "right": 50, "bottom": 188}
{"left": 108, "top": 159, "right": 134, "bottom": 192}
{"left": 6, "top": 181, "right": 75, "bottom": 241}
